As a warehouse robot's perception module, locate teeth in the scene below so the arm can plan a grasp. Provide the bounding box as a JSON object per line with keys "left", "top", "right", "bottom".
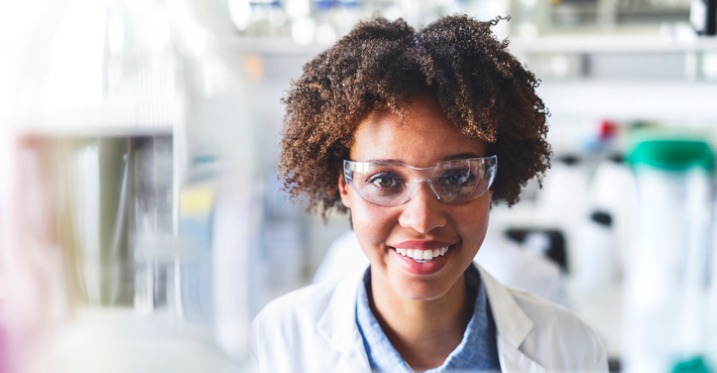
{"left": 394, "top": 246, "right": 450, "bottom": 261}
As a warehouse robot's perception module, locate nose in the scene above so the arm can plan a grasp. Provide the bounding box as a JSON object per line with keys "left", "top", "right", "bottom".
{"left": 397, "top": 183, "right": 447, "bottom": 234}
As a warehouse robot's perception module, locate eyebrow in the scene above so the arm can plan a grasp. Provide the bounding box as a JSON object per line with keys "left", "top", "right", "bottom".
{"left": 362, "top": 153, "right": 484, "bottom": 164}
{"left": 445, "top": 152, "right": 483, "bottom": 161}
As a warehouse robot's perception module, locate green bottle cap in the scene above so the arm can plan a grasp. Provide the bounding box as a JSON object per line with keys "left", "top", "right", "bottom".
{"left": 628, "top": 139, "right": 715, "bottom": 172}
{"left": 671, "top": 355, "right": 711, "bottom": 373}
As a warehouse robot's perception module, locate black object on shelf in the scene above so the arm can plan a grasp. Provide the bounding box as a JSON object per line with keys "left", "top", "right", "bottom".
{"left": 692, "top": 0, "right": 717, "bottom": 36}
{"left": 505, "top": 228, "right": 569, "bottom": 273}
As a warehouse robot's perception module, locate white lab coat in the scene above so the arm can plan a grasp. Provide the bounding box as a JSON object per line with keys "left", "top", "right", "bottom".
{"left": 251, "top": 265, "right": 608, "bottom": 373}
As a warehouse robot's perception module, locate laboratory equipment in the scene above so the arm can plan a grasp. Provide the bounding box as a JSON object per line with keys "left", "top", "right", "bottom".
{"left": 623, "top": 139, "right": 715, "bottom": 373}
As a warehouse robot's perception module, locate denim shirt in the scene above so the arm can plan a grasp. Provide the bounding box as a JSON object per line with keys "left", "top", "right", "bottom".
{"left": 356, "top": 265, "right": 501, "bottom": 372}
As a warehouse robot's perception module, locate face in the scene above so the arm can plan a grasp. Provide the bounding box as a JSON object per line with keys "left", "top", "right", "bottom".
{"left": 338, "top": 96, "right": 492, "bottom": 303}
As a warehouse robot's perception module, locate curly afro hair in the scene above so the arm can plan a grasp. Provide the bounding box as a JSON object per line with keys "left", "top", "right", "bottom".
{"left": 279, "top": 15, "right": 551, "bottom": 217}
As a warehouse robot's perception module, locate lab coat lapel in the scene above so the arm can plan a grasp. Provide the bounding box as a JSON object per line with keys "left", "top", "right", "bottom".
{"left": 316, "top": 267, "right": 372, "bottom": 373}
{"left": 497, "top": 336, "right": 546, "bottom": 373}
{"left": 479, "top": 266, "right": 546, "bottom": 373}
{"left": 315, "top": 265, "right": 546, "bottom": 372}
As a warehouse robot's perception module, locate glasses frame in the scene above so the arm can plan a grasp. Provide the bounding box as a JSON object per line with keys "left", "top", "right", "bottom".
{"left": 343, "top": 155, "right": 497, "bottom": 207}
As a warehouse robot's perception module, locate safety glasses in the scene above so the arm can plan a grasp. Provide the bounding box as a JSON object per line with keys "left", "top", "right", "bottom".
{"left": 343, "top": 156, "right": 497, "bottom": 206}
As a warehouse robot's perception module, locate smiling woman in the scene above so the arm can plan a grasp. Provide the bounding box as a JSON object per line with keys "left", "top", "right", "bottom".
{"left": 251, "top": 15, "right": 608, "bottom": 373}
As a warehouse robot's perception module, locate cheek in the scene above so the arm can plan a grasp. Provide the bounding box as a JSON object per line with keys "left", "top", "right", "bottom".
{"left": 453, "top": 199, "right": 491, "bottom": 244}
{"left": 349, "top": 203, "right": 397, "bottom": 250}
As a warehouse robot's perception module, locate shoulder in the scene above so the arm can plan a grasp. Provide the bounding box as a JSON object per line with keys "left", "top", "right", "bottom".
{"left": 252, "top": 281, "right": 337, "bottom": 336}
{"left": 518, "top": 289, "right": 607, "bottom": 369}
{"left": 511, "top": 288, "right": 607, "bottom": 369}
{"left": 250, "top": 268, "right": 366, "bottom": 370}
{"left": 511, "top": 286, "right": 599, "bottom": 339}
{"left": 254, "top": 264, "right": 366, "bottom": 327}
{"left": 250, "top": 282, "right": 343, "bottom": 372}
{"left": 481, "top": 268, "right": 607, "bottom": 371}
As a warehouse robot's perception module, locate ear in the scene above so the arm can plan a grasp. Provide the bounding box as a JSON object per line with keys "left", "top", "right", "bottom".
{"left": 338, "top": 173, "right": 352, "bottom": 209}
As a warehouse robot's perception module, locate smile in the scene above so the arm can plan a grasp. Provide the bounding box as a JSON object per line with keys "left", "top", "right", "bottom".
{"left": 394, "top": 246, "right": 450, "bottom": 262}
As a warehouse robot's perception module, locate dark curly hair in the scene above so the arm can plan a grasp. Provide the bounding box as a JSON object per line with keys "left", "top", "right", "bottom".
{"left": 279, "top": 15, "right": 551, "bottom": 217}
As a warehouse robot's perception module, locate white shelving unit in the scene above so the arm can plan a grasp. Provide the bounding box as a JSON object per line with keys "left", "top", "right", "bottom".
{"left": 509, "top": 34, "right": 717, "bottom": 54}
{"left": 12, "top": 99, "right": 177, "bottom": 138}
{"left": 503, "top": 34, "right": 717, "bottom": 126}
{"left": 538, "top": 80, "right": 717, "bottom": 122}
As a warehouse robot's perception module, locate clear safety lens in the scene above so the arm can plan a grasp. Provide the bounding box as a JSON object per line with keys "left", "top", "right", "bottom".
{"left": 343, "top": 156, "right": 497, "bottom": 206}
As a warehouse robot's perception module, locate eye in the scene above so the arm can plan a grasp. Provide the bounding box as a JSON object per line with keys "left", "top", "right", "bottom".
{"left": 367, "top": 173, "right": 403, "bottom": 189}
{"left": 437, "top": 169, "right": 473, "bottom": 187}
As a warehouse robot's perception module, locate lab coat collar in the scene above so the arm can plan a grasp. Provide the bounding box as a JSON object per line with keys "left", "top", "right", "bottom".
{"left": 479, "top": 266, "right": 545, "bottom": 372}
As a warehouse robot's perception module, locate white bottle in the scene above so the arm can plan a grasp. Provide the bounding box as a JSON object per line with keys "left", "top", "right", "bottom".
{"left": 623, "top": 139, "right": 714, "bottom": 373}
{"left": 585, "top": 154, "right": 637, "bottom": 284}
{"left": 573, "top": 210, "right": 616, "bottom": 290}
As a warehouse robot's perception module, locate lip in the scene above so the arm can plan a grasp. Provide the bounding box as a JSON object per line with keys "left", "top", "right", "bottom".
{"left": 389, "top": 241, "right": 457, "bottom": 276}
{"left": 389, "top": 240, "right": 455, "bottom": 250}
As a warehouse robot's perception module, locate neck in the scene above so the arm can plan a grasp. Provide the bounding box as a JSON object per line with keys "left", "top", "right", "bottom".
{"left": 368, "top": 271, "right": 474, "bottom": 371}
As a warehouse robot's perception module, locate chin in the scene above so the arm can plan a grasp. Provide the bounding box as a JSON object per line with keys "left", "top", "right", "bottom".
{"left": 393, "top": 278, "right": 455, "bottom": 302}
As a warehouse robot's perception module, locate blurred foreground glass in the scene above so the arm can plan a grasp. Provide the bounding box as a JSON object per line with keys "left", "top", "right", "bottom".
{"left": 623, "top": 139, "right": 715, "bottom": 373}
{"left": 1, "top": 0, "right": 254, "bottom": 371}
{"left": 6, "top": 136, "right": 244, "bottom": 373}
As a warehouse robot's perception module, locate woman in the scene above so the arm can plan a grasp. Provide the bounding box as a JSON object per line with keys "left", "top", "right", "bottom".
{"left": 252, "top": 15, "right": 607, "bottom": 372}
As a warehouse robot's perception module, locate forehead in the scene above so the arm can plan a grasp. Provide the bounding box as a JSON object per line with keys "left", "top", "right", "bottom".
{"left": 350, "top": 97, "right": 486, "bottom": 164}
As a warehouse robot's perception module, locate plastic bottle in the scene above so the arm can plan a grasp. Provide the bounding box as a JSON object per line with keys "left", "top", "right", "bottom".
{"left": 537, "top": 153, "right": 591, "bottom": 264}
{"left": 622, "top": 139, "right": 715, "bottom": 373}
{"left": 585, "top": 153, "right": 637, "bottom": 283}
{"left": 573, "top": 210, "right": 616, "bottom": 289}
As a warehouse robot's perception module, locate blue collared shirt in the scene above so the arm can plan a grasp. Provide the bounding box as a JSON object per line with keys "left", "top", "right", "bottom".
{"left": 356, "top": 265, "right": 501, "bottom": 372}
